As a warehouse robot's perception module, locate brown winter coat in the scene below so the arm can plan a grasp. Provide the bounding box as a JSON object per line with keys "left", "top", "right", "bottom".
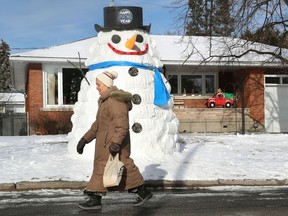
{"left": 82, "top": 86, "right": 144, "bottom": 192}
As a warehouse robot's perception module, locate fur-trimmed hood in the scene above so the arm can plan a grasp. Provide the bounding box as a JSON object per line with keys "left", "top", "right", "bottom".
{"left": 110, "top": 90, "right": 132, "bottom": 102}
{"left": 98, "top": 86, "right": 132, "bottom": 111}
{"left": 110, "top": 89, "right": 133, "bottom": 111}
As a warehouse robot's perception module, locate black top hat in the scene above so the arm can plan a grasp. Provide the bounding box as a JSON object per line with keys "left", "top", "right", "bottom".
{"left": 95, "top": 6, "right": 151, "bottom": 33}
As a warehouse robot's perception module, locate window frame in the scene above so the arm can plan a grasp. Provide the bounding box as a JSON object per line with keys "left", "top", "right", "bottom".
{"left": 43, "top": 64, "right": 86, "bottom": 109}
{"left": 265, "top": 75, "right": 288, "bottom": 86}
{"left": 167, "top": 72, "right": 218, "bottom": 96}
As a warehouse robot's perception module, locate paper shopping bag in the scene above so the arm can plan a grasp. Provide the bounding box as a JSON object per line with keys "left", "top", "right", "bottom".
{"left": 103, "top": 153, "right": 124, "bottom": 187}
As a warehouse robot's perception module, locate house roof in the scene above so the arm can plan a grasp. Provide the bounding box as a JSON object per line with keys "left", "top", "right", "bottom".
{"left": 10, "top": 35, "right": 288, "bottom": 67}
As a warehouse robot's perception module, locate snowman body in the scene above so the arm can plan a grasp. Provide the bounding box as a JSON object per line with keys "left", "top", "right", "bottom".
{"left": 68, "top": 29, "right": 179, "bottom": 159}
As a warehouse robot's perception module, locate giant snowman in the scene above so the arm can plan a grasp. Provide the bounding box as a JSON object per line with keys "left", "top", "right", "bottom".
{"left": 68, "top": 6, "right": 179, "bottom": 159}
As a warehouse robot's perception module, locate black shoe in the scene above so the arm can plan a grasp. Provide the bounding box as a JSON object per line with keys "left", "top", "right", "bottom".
{"left": 133, "top": 185, "right": 153, "bottom": 207}
{"left": 78, "top": 192, "right": 102, "bottom": 210}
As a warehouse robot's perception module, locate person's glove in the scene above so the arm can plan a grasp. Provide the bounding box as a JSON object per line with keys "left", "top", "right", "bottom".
{"left": 77, "top": 138, "right": 87, "bottom": 154}
{"left": 109, "top": 142, "right": 120, "bottom": 157}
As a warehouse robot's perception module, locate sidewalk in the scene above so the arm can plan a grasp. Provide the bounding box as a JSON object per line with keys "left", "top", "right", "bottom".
{"left": 1, "top": 179, "right": 288, "bottom": 192}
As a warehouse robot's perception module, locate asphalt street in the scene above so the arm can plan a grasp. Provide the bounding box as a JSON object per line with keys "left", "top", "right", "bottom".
{"left": 1, "top": 186, "right": 288, "bottom": 215}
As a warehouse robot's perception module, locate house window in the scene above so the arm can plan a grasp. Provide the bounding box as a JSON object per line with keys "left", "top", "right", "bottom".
{"left": 205, "top": 75, "right": 215, "bottom": 94}
{"left": 181, "top": 75, "right": 202, "bottom": 94}
{"left": 44, "top": 66, "right": 87, "bottom": 108}
{"left": 167, "top": 72, "right": 217, "bottom": 95}
{"left": 265, "top": 76, "right": 288, "bottom": 85}
{"left": 5, "top": 104, "right": 25, "bottom": 113}
{"left": 168, "top": 75, "right": 178, "bottom": 94}
{"left": 175, "top": 74, "right": 216, "bottom": 95}
{"left": 47, "top": 72, "right": 58, "bottom": 105}
{"left": 265, "top": 77, "right": 280, "bottom": 84}
{"left": 62, "top": 68, "right": 85, "bottom": 104}
{"left": 282, "top": 77, "right": 288, "bottom": 84}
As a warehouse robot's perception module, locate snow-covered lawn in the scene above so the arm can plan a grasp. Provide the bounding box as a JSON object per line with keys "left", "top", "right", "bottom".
{"left": 1, "top": 133, "right": 288, "bottom": 184}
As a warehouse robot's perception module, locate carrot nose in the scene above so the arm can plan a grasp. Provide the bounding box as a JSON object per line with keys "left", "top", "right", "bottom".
{"left": 125, "top": 35, "right": 137, "bottom": 50}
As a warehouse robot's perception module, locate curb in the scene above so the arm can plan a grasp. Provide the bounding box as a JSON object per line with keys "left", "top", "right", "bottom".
{"left": 1, "top": 179, "right": 288, "bottom": 192}
{"left": 146, "top": 179, "right": 288, "bottom": 188}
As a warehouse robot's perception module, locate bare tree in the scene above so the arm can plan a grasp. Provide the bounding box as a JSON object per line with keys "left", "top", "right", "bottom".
{"left": 172, "top": 0, "right": 288, "bottom": 65}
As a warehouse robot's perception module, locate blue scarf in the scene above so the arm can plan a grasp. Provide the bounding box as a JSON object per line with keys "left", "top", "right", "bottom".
{"left": 88, "top": 61, "right": 171, "bottom": 106}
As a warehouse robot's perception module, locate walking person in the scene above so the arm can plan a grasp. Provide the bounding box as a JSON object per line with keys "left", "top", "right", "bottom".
{"left": 76, "top": 71, "right": 152, "bottom": 210}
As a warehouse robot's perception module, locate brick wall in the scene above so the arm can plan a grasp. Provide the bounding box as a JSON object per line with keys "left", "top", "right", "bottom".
{"left": 26, "top": 63, "right": 72, "bottom": 135}
{"left": 26, "top": 63, "right": 43, "bottom": 120}
{"left": 245, "top": 68, "right": 265, "bottom": 126}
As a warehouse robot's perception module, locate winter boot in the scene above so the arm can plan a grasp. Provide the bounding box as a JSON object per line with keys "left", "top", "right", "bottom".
{"left": 78, "top": 192, "right": 102, "bottom": 210}
{"left": 133, "top": 185, "right": 153, "bottom": 207}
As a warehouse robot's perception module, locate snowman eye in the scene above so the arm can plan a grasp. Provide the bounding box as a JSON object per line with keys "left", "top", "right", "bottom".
{"left": 136, "top": 35, "right": 144, "bottom": 43}
{"left": 111, "top": 35, "right": 121, "bottom": 44}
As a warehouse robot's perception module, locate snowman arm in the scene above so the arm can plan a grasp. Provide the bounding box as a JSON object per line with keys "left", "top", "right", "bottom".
{"left": 108, "top": 98, "right": 129, "bottom": 145}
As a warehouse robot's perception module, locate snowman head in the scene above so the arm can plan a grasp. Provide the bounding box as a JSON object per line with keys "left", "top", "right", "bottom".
{"left": 86, "top": 29, "right": 163, "bottom": 68}
{"left": 86, "top": 6, "right": 162, "bottom": 68}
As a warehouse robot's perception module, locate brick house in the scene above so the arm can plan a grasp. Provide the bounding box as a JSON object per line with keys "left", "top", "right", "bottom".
{"left": 9, "top": 35, "right": 288, "bottom": 134}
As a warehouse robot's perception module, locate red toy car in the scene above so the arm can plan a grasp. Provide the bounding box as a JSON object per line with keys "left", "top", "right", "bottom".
{"left": 206, "top": 92, "right": 235, "bottom": 108}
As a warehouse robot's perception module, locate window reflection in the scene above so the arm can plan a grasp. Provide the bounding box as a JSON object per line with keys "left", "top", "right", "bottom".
{"left": 282, "top": 77, "right": 288, "bottom": 84}
{"left": 168, "top": 75, "right": 178, "bottom": 94}
{"left": 45, "top": 67, "right": 88, "bottom": 107}
{"left": 47, "top": 73, "right": 58, "bottom": 105}
{"left": 265, "top": 77, "right": 280, "bottom": 84}
{"left": 181, "top": 75, "right": 202, "bottom": 94}
{"left": 168, "top": 74, "right": 216, "bottom": 95}
{"left": 205, "top": 75, "right": 215, "bottom": 94}
{"left": 62, "top": 68, "right": 87, "bottom": 105}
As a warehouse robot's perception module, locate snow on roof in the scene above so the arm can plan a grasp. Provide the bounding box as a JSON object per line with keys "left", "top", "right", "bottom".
{"left": 0, "top": 93, "right": 25, "bottom": 103}
{"left": 10, "top": 37, "right": 95, "bottom": 61}
{"left": 10, "top": 35, "right": 288, "bottom": 66}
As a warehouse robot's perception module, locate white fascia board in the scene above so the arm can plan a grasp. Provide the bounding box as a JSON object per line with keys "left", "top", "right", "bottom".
{"left": 10, "top": 57, "right": 284, "bottom": 68}
{"left": 10, "top": 56, "right": 87, "bottom": 63}
{"left": 162, "top": 60, "right": 284, "bottom": 67}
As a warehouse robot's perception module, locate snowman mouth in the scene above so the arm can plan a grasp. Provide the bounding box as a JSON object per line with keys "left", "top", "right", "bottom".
{"left": 108, "top": 43, "right": 149, "bottom": 55}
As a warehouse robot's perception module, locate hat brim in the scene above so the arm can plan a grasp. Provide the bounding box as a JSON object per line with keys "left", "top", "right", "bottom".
{"left": 94, "top": 24, "right": 151, "bottom": 33}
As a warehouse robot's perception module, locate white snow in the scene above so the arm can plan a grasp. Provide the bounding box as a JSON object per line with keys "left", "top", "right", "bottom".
{"left": 11, "top": 35, "right": 288, "bottom": 66}
{"left": 1, "top": 133, "right": 288, "bottom": 184}
{"left": 0, "top": 93, "right": 25, "bottom": 103}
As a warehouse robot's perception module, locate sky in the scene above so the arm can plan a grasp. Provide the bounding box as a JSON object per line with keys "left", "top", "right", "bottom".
{"left": 0, "top": 0, "right": 179, "bottom": 52}
{"left": 1, "top": 133, "right": 288, "bottom": 184}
